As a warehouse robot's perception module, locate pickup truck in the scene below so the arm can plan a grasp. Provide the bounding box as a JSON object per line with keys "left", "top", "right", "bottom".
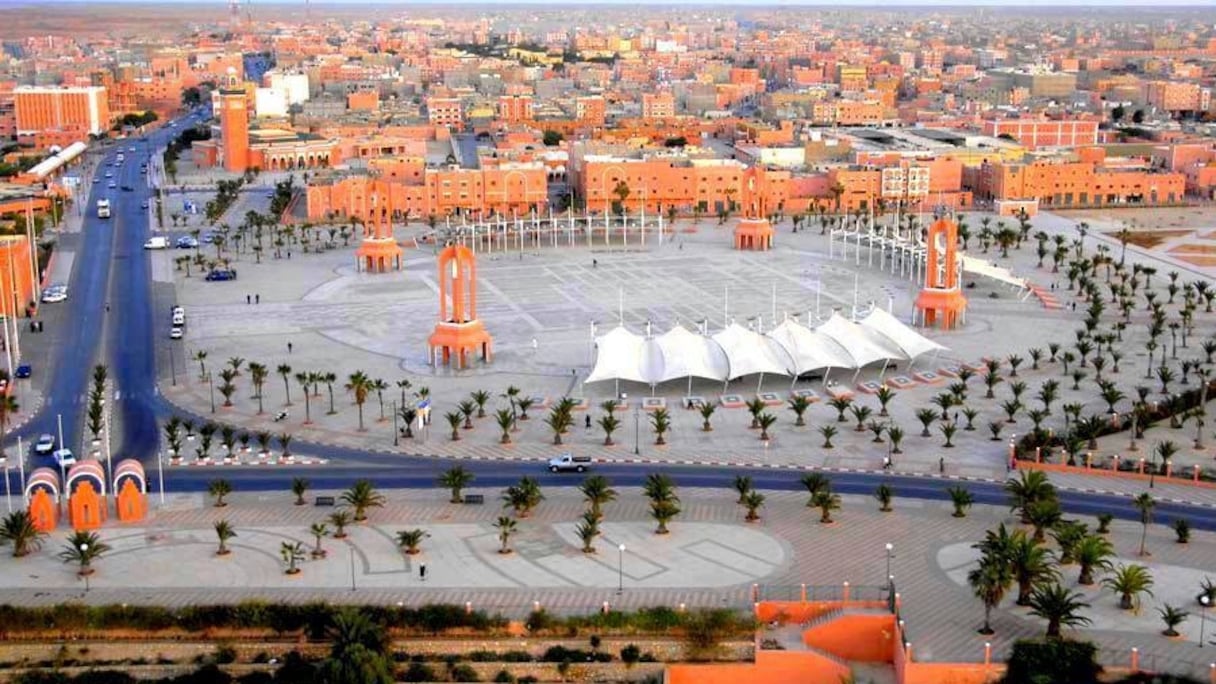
{"left": 548, "top": 453, "right": 592, "bottom": 473}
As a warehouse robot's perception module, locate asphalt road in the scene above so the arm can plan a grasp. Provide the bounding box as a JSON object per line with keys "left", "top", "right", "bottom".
{"left": 4, "top": 110, "right": 1216, "bottom": 538}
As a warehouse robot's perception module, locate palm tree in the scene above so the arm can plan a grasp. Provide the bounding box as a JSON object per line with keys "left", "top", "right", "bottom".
{"left": 58, "top": 530, "right": 111, "bottom": 576}
{"left": 650, "top": 408, "right": 671, "bottom": 445}
{"left": 644, "top": 473, "right": 680, "bottom": 534}
{"left": 214, "top": 520, "right": 236, "bottom": 556}
{"left": 439, "top": 466, "right": 475, "bottom": 504}
{"left": 1104, "top": 564, "right": 1155, "bottom": 610}
{"left": 812, "top": 489, "right": 841, "bottom": 523}
{"left": 875, "top": 386, "right": 897, "bottom": 416}
{"left": 396, "top": 529, "right": 427, "bottom": 555}
{"left": 544, "top": 406, "right": 570, "bottom": 445}
{"left": 494, "top": 516, "right": 517, "bottom": 554}
{"left": 940, "top": 422, "right": 958, "bottom": 448}
{"left": 732, "top": 475, "right": 753, "bottom": 504}
{"left": 1028, "top": 583, "right": 1092, "bottom": 638}
{"left": 0, "top": 510, "right": 45, "bottom": 557}
{"left": 194, "top": 350, "right": 208, "bottom": 379}
{"left": 742, "top": 490, "right": 765, "bottom": 522}
{"left": 276, "top": 363, "right": 293, "bottom": 405}
{"left": 946, "top": 486, "right": 974, "bottom": 518}
{"left": 470, "top": 390, "right": 490, "bottom": 418}
{"left": 1026, "top": 499, "right": 1063, "bottom": 542}
{"left": 278, "top": 432, "right": 293, "bottom": 460}
{"left": 208, "top": 479, "right": 232, "bottom": 507}
{"left": 248, "top": 362, "right": 269, "bottom": 414}
{"left": 501, "top": 477, "right": 544, "bottom": 518}
{"left": 458, "top": 400, "right": 476, "bottom": 429}
{"left": 1007, "top": 531, "right": 1058, "bottom": 605}
{"left": 575, "top": 510, "right": 600, "bottom": 553}
{"left": 445, "top": 411, "right": 463, "bottom": 441}
{"left": 322, "top": 372, "right": 338, "bottom": 414}
{"left": 874, "top": 483, "right": 894, "bottom": 512}
{"left": 494, "top": 409, "right": 514, "bottom": 444}
{"left": 757, "top": 412, "right": 777, "bottom": 441}
{"left": 968, "top": 555, "right": 1013, "bottom": 635}
{"left": 1158, "top": 604, "right": 1188, "bottom": 637}
{"left": 650, "top": 498, "right": 681, "bottom": 535}
{"left": 310, "top": 523, "right": 329, "bottom": 558}
{"left": 915, "top": 408, "right": 937, "bottom": 437}
{"left": 580, "top": 475, "right": 617, "bottom": 519}
{"left": 818, "top": 424, "right": 837, "bottom": 448}
{"left": 850, "top": 404, "right": 873, "bottom": 432}
{"left": 295, "top": 372, "right": 313, "bottom": 423}
{"left": 280, "top": 541, "right": 305, "bottom": 575}
{"left": 1134, "top": 492, "right": 1155, "bottom": 556}
{"left": 515, "top": 395, "right": 535, "bottom": 421}
{"left": 345, "top": 371, "right": 372, "bottom": 430}
{"left": 829, "top": 396, "right": 853, "bottom": 423}
{"left": 1074, "top": 535, "right": 1114, "bottom": 585}
{"left": 329, "top": 510, "right": 352, "bottom": 539}
{"left": 291, "top": 477, "right": 310, "bottom": 506}
{"left": 1005, "top": 470, "right": 1056, "bottom": 524}
{"left": 787, "top": 395, "right": 811, "bottom": 426}
{"left": 599, "top": 414, "right": 621, "bottom": 446}
{"left": 341, "top": 480, "right": 385, "bottom": 522}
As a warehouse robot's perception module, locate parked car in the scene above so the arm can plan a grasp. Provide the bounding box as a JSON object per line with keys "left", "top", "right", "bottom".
{"left": 205, "top": 269, "right": 237, "bottom": 281}
{"left": 175, "top": 236, "right": 199, "bottom": 249}
{"left": 170, "top": 326, "right": 184, "bottom": 339}
{"left": 548, "top": 453, "right": 592, "bottom": 473}
{"left": 15, "top": 363, "right": 31, "bottom": 378}
{"left": 144, "top": 236, "right": 168, "bottom": 249}
{"left": 107, "top": 182, "right": 116, "bottom": 189}
{"left": 121, "top": 185, "right": 134, "bottom": 192}
{"left": 41, "top": 288, "right": 67, "bottom": 303}
{"left": 34, "top": 434, "right": 55, "bottom": 455}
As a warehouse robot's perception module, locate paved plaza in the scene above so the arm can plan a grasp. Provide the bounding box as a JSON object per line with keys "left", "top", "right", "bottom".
{"left": 1, "top": 489, "right": 1214, "bottom": 677}
{"left": 154, "top": 208, "right": 1216, "bottom": 488}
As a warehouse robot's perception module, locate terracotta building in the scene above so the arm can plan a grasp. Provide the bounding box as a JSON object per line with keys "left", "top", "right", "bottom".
{"left": 14, "top": 86, "right": 110, "bottom": 139}
{"left": 980, "top": 119, "right": 1099, "bottom": 150}
{"left": 974, "top": 151, "right": 1186, "bottom": 207}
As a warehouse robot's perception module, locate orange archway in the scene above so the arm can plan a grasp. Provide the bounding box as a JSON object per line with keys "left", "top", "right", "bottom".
{"left": 28, "top": 489, "right": 57, "bottom": 532}
{"left": 355, "top": 179, "right": 403, "bottom": 273}
{"left": 69, "top": 481, "right": 104, "bottom": 530}
{"left": 914, "top": 215, "right": 967, "bottom": 329}
{"left": 734, "top": 218, "right": 774, "bottom": 251}
{"left": 116, "top": 479, "right": 146, "bottom": 523}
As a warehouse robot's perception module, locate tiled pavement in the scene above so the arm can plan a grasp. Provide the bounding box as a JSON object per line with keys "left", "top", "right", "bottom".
{"left": 3, "top": 488, "right": 1215, "bottom": 677}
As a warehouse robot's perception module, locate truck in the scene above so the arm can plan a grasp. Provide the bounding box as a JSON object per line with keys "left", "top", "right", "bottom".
{"left": 548, "top": 453, "right": 592, "bottom": 473}
{"left": 96, "top": 199, "right": 111, "bottom": 218}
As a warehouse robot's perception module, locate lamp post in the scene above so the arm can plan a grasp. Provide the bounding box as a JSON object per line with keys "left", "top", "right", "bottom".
{"left": 80, "top": 543, "right": 90, "bottom": 593}
{"left": 1201, "top": 595, "right": 1210, "bottom": 648}
{"left": 633, "top": 405, "right": 640, "bottom": 456}
{"left": 885, "top": 543, "right": 894, "bottom": 594}
{"left": 207, "top": 372, "right": 215, "bottom": 413}
{"left": 1149, "top": 446, "right": 1157, "bottom": 489}
{"left": 617, "top": 543, "right": 626, "bottom": 594}
{"left": 392, "top": 400, "right": 399, "bottom": 447}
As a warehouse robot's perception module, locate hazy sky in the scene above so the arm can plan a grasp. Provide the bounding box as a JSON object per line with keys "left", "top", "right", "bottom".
{"left": 36, "top": 0, "right": 1216, "bottom": 5}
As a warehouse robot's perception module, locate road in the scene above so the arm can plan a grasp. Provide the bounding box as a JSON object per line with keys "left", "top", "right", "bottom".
{"left": 5, "top": 109, "right": 1216, "bottom": 538}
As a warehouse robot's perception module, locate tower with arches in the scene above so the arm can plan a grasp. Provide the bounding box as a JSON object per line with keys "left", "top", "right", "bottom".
{"left": 427, "top": 244, "right": 493, "bottom": 368}
{"left": 355, "top": 179, "right": 403, "bottom": 272}
{"left": 914, "top": 211, "right": 967, "bottom": 329}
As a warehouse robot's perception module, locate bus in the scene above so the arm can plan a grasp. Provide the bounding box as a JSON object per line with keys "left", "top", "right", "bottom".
{"left": 96, "top": 199, "right": 111, "bottom": 218}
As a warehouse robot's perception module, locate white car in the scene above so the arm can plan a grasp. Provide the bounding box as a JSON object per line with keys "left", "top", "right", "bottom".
{"left": 41, "top": 289, "right": 67, "bottom": 303}
{"left": 53, "top": 448, "right": 75, "bottom": 467}
{"left": 108, "top": 182, "right": 116, "bottom": 189}
{"left": 170, "top": 326, "right": 184, "bottom": 339}
{"left": 34, "top": 434, "right": 55, "bottom": 455}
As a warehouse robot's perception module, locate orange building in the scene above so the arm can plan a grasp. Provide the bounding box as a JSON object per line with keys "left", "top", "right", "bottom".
{"left": 580, "top": 156, "right": 745, "bottom": 215}
{"left": 14, "top": 86, "right": 110, "bottom": 138}
{"left": 574, "top": 96, "right": 606, "bottom": 125}
{"left": 497, "top": 95, "right": 533, "bottom": 123}
{"left": 975, "top": 154, "right": 1186, "bottom": 207}
{"left": 980, "top": 119, "right": 1099, "bottom": 150}
{"left": 0, "top": 236, "right": 36, "bottom": 317}
{"left": 641, "top": 92, "right": 676, "bottom": 120}
{"left": 427, "top": 97, "right": 463, "bottom": 127}
{"left": 346, "top": 90, "right": 379, "bottom": 112}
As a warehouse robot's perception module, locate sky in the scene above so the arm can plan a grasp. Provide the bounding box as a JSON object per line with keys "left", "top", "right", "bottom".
{"left": 28, "top": 0, "right": 1216, "bottom": 5}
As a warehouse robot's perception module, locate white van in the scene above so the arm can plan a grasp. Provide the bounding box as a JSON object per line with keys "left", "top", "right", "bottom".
{"left": 172, "top": 309, "right": 185, "bottom": 326}
{"left": 144, "top": 236, "right": 168, "bottom": 250}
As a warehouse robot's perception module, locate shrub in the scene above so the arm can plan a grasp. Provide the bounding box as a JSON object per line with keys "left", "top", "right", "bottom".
{"left": 215, "top": 643, "right": 238, "bottom": 664}
{"left": 1004, "top": 639, "right": 1100, "bottom": 684}
{"left": 541, "top": 646, "right": 611, "bottom": 663}
{"left": 401, "top": 662, "right": 438, "bottom": 682}
{"left": 450, "top": 663, "right": 481, "bottom": 682}
{"left": 492, "top": 671, "right": 515, "bottom": 683}
{"left": 620, "top": 644, "right": 641, "bottom": 667}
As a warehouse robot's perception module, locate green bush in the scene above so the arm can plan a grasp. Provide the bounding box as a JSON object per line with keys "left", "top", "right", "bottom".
{"left": 1004, "top": 639, "right": 1100, "bottom": 684}
{"left": 215, "top": 643, "right": 238, "bottom": 664}
{"left": 450, "top": 663, "right": 481, "bottom": 682}
{"left": 401, "top": 662, "right": 437, "bottom": 682}
{"left": 541, "top": 646, "right": 611, "bottom": 663}
{"left": 620, "top": 644, "right": 641, "bottom": 666}
{"left": 492, "top": 670, "right": 515, "bottom": 683}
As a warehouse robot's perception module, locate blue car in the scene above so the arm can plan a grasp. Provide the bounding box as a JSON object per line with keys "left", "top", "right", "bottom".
{"left": 15, "top": 363, "right": 31, "bottom": 378}
{"left": 205, "top": 269, "right": 237, "bottom": 281}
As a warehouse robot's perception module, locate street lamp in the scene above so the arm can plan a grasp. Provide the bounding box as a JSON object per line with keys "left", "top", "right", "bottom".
{"left": 617, "top": 543, "right": 626, "bottom": 594}
{"left": 1201, "top": 595, "right": 1210, "bottom": 648}
{"left": 80, "top": 543, "right": 90, "bottom": 593}
{"left": 633, "top": 405, "right": 640, "bottom": 456}
{"left": 207, "top": 372, "right": 215, "bottom": 413}
{"left": 392, "top": 400, "right": 399, "bottom": 446}
{"left": 885, "top": 543, "right": 894, "bottom": 593}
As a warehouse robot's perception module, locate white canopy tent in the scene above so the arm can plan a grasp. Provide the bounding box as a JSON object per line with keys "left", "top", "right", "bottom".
{"left": 585, "top": 326, "right": 652, "bottom": 391}
{"left": 712, "top": 322, "right": 795, "bottom": 386}
{"left": 860, "top": 309, "right": 948, "bottom": 362}
{"left": 767, "top": 319, "right": 856, "bottom": 377}
{"left": 652, "top": 325, "right": 731, "bottom": 390}
{"left": 816, "top": 312, "right": 904, "bottom": 370}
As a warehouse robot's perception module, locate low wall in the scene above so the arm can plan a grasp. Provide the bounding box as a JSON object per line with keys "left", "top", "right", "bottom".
{"left": 1015, "top": 457, "right": 1216, "bottom": 490}
{"left": 666, "top": 650, "right": 849, "bottom": 684}
{"left": 802, "top": 613, "right": 895, "bottom": 663}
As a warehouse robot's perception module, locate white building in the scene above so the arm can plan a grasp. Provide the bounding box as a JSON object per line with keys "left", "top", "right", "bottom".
{"left": 254, "top": 87, "right": 288, "bottom": 118}
{"left": 266, "top": 71, "right": 311, "bottom": 106}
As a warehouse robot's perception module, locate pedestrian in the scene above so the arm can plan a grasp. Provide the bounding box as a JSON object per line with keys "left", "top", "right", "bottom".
{"left": 939, "top": 457, "right": 945, "bottom": 474}
{"left": 593, "top": 259, "right": 597, "bottom": 268}
{"left": 246, "top": 294, "right": 251, "bottom": 305}
{"left": 419, "top": 563, "right": 427, "bottom": 582}
{"left": 287, "top": 341, "right": 293, "bottom": 354}
{"left": 255, "top": 293, "right": 260, "bottom": 304}
{"left": 585, "top": 415, "right": 592, "bottom": 430}
{"left": 882, "top": 456, "right": 890, "bottom": 470}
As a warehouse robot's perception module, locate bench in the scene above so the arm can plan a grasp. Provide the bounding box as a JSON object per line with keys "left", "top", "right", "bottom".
{"left": 314, "top": 496, "right": 336, "bottom": 507}
{"left": 463, "top": 494, "right": 485, "bottom": 505}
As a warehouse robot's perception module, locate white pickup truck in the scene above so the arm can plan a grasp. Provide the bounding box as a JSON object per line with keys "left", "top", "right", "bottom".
{"left": 547, "top": 453, "right": 592, "bottom": 473}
